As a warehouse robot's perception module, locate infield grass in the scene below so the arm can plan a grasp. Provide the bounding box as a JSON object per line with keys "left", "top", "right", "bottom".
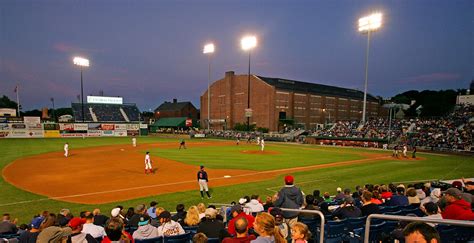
{"left": 0, "top": 137, "right": 473, "bottom": 224}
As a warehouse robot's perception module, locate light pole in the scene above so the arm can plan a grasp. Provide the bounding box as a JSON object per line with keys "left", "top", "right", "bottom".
{"left": 73, "top": 57, "right": 90, "bottom": 122}
{"left": 358, "top": 12, "right": 382, "bottom": 124}
{"left": 50, "top": 97, "right": 55, "bottom": 122}
{"left": 322, "top": 108, "right": 331, "bottom": 125}
{"left": 203, "top": 43, "right": 215, "bottom": 130}
{"left": 241, "top": 35, "right": 257, "bottom": 131}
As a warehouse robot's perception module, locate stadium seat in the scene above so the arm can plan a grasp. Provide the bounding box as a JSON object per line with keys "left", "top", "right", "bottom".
{"left": 207, "top": 238, "right": 220, "bottom": 243}
{"left": 324, "top": 221, "right": 346, "bottom": 243}
{"left": 183, "top": 226, "right": 199, "bottom": 234}
{"left": 299, "top": 218, "right": 321, "bottom": 243}
{"left": 135, "top": 236, "right": 163, "bottom": 243}
{"left": 401, "top": 208, "right": 423, "bottom": 217}
{"left": 345, "top": 216, "right": 367, "bottom": 232}
{"left": 384, "top": 210, "right": 403, "bottom": 216}
{"left": 164, "top": 232, "right": 192, "bottom": 243}
{"left": 352, "top": 222, "right": 386, "bottom": 243}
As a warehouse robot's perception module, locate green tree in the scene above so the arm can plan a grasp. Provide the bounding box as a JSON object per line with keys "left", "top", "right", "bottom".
{"left": 0, "top": 95, "right": 18, "bottom": 108}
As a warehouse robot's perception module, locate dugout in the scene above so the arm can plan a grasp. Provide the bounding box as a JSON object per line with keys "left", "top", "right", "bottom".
{"left": 149, "top": 117, "right": 198, "bottom": 132}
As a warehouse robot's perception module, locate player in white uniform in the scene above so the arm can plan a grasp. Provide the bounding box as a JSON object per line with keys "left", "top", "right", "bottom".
{"left": 403, "top": 145, "right": 408, "bottom": 158}
{"left": 144, "top": 151, "right": 153, "bottom": 174}
{"left": 257, "top": 136, "right": 261, "bottom": 145}
{"left": 64, "top": 143, "right": 69, "bottom": 157}
{"left": 260, "top": 138, "right": 265, "bottom": 151}
{"left": 132, "top": 137, "right": 137, "bottom": 147}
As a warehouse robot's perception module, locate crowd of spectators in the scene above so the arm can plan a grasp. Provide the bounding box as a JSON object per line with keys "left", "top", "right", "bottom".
{"left": 2, "top": 176, "right": 473, "bottom": 243}
{"left": 72, "top": 103, "right": 140, "bottom": 122}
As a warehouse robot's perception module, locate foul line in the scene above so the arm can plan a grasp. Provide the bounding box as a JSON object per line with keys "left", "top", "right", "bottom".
{"left": 0, "top": 155, "right": 389, "bottom": 207}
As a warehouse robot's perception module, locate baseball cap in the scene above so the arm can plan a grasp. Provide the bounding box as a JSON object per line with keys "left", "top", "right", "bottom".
{"left": 135, "top": 204, "right": 146, "bottom": 212}
{"left": 157, "top": 211, "right": 171, "bottom": 219}
{"left": 444, "top": 188, "right": 462, "bottom": 198}
{"left": 138, "top": 215, "right": 150, "bottom": 226}
{"left": 451, "top": 181, "right": 463, "bottom": 190}
{"left": 111, "top": 208, "right": 121, "bottom": 217}
{"left": 238, "top": 198, "right": 247, "bottom": 205}
{"left": 336, "top": 187, "right": 342, "bottom": 192}
{"left": 68, "top": 217, "right": 86, "bottom": 229}
{"left": 31, "top": 217, "right": 44, "bottom": 229}
{"left": 284, "top": 175, "right": 294, "bottom": 185}
{"left": 269, "top": 207, "right": 283, "bottom": 218}
{"left": 200, "top": 165, "right": 204, "bottom": 169}
{"left": 230, "top": 205, "right": 243, "bottom": 214}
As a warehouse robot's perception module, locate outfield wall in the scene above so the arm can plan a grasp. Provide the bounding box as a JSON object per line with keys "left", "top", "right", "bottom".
{"left": 0, "top": 122, "right": 148, "bottom": 138}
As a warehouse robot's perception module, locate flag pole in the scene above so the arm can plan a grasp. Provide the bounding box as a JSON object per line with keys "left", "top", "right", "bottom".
{"left": 15, "top": 85, "right": 20, "bottom": 117}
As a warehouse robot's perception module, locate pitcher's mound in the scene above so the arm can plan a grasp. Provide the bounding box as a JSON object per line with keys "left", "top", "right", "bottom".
{"left": 240, "top": 150, "right": 280, "bottom": 155}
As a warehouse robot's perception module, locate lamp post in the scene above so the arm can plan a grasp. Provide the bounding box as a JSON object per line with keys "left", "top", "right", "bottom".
{"left": 203, "top": 43, "right": 215, "bottom": 130}
{"left": 322, "top": 108, "right": 331, "bottom": 125}
{"left": 241, "top": 35, "right": 257, "bottom": 131}
{"left": 50, "top": 97, "right": 55, "bottom": 122}
{"left": 358, "top": 12, "right": 382, "bottom": 124}
{"left": 73, "top": 57, "right": 90, "bottom": 122}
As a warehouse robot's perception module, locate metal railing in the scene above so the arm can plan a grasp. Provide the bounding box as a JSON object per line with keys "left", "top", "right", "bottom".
{"left": 364, "top": 214, "right": 474, "bottom": 243}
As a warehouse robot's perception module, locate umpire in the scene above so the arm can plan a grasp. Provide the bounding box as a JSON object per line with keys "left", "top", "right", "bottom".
{"left": 198, "top": 165, "right": 212, "bottom": 199}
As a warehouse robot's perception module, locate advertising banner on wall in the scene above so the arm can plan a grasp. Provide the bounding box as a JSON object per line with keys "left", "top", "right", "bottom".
{"left": 126, "top": 124, "right": 139, "bottom": 130}
{"left": 0, "top": 124, "right": 8, "bottom": 130}
{"left": 60, "top": 123, "right": 74, "bottom": 131}
{"left": 101, "top": 130, "right": 114, "bottom": 136}
{"left": 43, "top": 124, "right": 59, "bottom": 130}
{"left": 88, "top": 123, "right": 101, "bottom": 130}
{"left": 0, "top": 131, "right": 9, "bottom": 137}
{"left": 114, "top": 130, "right": 127, "bottom": 137}
{"left": 27, "top": 123, "right": 43, "bottom": 130}
{"left": 115, "top": 124, "right": 127, "bottom": 130}
{"left": 23, "top": 116, "right": 41, "bottom": 125}
{"left": 44, "top": 130, "right": 60, "bottom": 138}
{"left": 87, "top": 130, "right": 102, "bottom": 137}
{"left": 11, "top": 124, "right": 26, "bottom": 129}
{"left": 10, "top": 130, "right": 28, "bottom": 138}
{"left": 140, "top": 124, "right": 148, "bottom": 129}
{"left": 101, "top": 124, "right": 115, "bottom": 130}
{"left": 27, "top": 130, "right": 44, "bottom": 138}
{"left": 74, "top": 123, "right": 88, "bottom": 131}
{"left": 127, "top": 130, "right": 139, "bottom": 136}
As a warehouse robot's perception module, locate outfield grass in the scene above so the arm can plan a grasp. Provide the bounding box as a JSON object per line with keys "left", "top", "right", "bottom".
{"left": 0, "top": 137, "right": 473, "bottom": 224}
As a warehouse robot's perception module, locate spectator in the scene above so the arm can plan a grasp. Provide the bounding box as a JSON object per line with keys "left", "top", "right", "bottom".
{"left": 290, "top": 222, "right": 310, "bottom": 243}
{"left": 128, "top": 204, "right": 147, "bottom": 227}
{"left": 197, "top": 208, "right": 227, "bottom": 239}
{"left": 334, "top": 187, "right": 345, "bottom": 201}
{"left": 403, "top": 222, "right": 440, "bottom": 243}
{"left": 157, "top": 211, "right": 185, "bottom": 237}
{"left": 193, "top": 233, "right": 208, "bottom": 243}
{"left": 184, "top": 206, "right": 201, "bottom": 227}
{"left": 407, "top": 188, "right": 421, "bottom": 206}
{"left": 39, "top": 214, "right": 57, "bottom": 231}
{"left": 323, "top": 192, "right": 332, "bottom": 203}
{"left": 132, "top": 215, "right": 159, "bottom": 240}
{"left": 197, "top": 203, "right": 207, "bottom": 220}
{"left": 273, "top": 175, "right": 304, "bottom": 227}
{"left": 68, "top": 217, "right": 97, "bottom": 243}
{"left": 171, "top": 204, "right": 187, "bottom": 226}
{"left": 421, "top": 202, "right": 442, "bottom": 227}
{"left": 124, "top": 207, "right": 134, "bottom": 223}
{"left": 102, "top": 218, "right": 132, "bottom": 243}
{"left": 332, "top": 196, "right": 362, "bottom": 219}
{"left": 92, "top": 209, "right": 109, "bottom": 227}
{"left": 58, "top": 209, "right": 71, "bottom": 227}
{"left": 269, "top": 208, "right": 288, "bottom": 239}
{"left": 420, "top": 188, "right": 441, "bottom": 207}
{"left": 312, "top": 190, "right": 324, "bottom": 205}
{"left": 263, "top": 196, "right": 274, "bottom": 211}
{"left": 251, "top": 212, "right": 285, "bottom": 243}
{"left": 110, "top": 208, "right": 126, "bottom": 222}
{"left": 0, "top": 213, "right": 17, "bottom": 234}
{"left": 222, "top": 217, "right": 256, "bottom": 243}
{"left": 82, "top": 213, "right": 106, "bottom": 239}
{"left": 386, "top": 186, "right": 409, "bottom": 206}
{"left": 299, "top": 195, "right": 318, "bottom": 219}
{"left": 227, "top": 205, "right": 255, "bottom": 236}
{"left": 441, "top": 188, "right": 474, "bottom": 220}
{"left": 379, "top": 185, "right": 392, "bottom": 200}
{"left": 37, "top": 225, "right": 72, "bottom": 243}
{"left": 245, "top": 195, "right": 264, "bottom": 214}
{"left": 360, "top": 191, "right": 380, "bottom": 217}
{"left": 147, "top": 201, "right": 158, "bottom": 219}
{"left": 18, "top": 216, "right": 43, "bottom": 243}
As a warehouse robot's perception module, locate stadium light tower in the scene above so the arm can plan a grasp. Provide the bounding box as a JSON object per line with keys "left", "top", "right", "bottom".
{"left": 358, "top": 12, "right": 382, "bottom": 124}
{"left": 203, "top": 43, "right": 215, "bottom": 130}
{"left": 241, "top": 35, "right": 257, "bottom": 131}
{"left": 73, "top": 57, "right": 90, "bottom": 122}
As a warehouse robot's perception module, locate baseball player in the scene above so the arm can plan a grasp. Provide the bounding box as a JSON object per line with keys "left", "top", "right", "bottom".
{"left": 412, "top": 146, "right": 417, "bottom": 159}
{"left": 144, "top": 151, "right": 153, "bottom": 174}
{"left": 197, "top": 165, "right": 211, "bottom": 199}
{"left": 260, "top": 138, "right": 265, "bottom": 151}
{"left": 132, "top": 137, "right": 137, "bottom": 147}
{"left": 257, "top": 136, "right": 261, "bottom": 145}
{"left": 64, "top": 142, "right": 69, "bottom": 157}
{"left": 179, "top": 139, "right": 186, "bottom": 149}
{"left": 403, "top": 145, "right": 408, "bottom": 158}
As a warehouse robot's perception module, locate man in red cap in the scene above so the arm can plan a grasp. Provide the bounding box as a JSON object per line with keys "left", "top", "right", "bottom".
{"left": 273, "top": 175, "right": 304, "bottom": 227}
{"left": 68, "top": 217, "right": 97, "bottom": 242}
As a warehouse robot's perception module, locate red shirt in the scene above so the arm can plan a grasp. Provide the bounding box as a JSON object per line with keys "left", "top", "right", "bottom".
{"left": 227, "top": 212, "right": 255, "bottom": 236}
{"left": 441, "top": 199, "right": 474, "bottom": 220}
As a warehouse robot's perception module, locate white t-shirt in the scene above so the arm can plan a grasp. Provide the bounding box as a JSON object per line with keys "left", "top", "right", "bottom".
{"left": 145, "top": 154, "right": 150, "bottom": 163}
{"left": 82, "top": 223, "right": 106, "bottom": 238}
{"left": 64, "top": 144, "right": 69, "bottom": 150}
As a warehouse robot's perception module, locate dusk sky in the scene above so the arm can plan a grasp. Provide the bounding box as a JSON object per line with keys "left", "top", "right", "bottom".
{"left": 1, "top": 0, "right": 472, "bottom": 111}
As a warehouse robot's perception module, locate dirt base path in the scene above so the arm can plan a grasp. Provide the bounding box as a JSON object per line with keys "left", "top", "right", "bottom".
{"left": 2, "top": 141, "right": 406, "bottom": 204}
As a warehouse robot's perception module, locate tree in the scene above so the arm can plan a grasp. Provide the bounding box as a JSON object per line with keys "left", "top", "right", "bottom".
{"left": 0, "top": 95, "right": 18, "bottom": 108}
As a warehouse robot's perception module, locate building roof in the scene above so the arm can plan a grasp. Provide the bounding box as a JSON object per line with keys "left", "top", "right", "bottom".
{"left": 152, "top": 117, "right": 187, "bottom": 127}
{"left": 155, "top": 101, "right": 195, "bottom": 112}
{"left": 256, "top": 76, "right": 379, "bottom": 102}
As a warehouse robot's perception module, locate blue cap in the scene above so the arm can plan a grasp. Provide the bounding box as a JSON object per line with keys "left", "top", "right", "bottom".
{"left": 31, "top": 217, "right": 44, "bottom": 229}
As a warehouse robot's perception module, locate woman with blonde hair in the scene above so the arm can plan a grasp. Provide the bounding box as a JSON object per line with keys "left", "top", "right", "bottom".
{"left": 251, "top": 212, "right": 285, "bottom": 243}
{"left": 184, "top": 206, "right": 201, "bottom": 226}
{"left": 197, "top": 203, "right": 206, "bottom": 219}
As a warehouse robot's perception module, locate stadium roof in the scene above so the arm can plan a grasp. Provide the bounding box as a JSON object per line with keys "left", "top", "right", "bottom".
{"left": 155, "top": 101, "right": 196, "bottom": 112}
{"left": 257, "top": 76, "right": 379, "bottom": 102}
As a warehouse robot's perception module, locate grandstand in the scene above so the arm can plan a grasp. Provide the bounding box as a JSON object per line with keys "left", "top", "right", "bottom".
{"left": 71, "top": 95, "right": 140, "bottom": 122}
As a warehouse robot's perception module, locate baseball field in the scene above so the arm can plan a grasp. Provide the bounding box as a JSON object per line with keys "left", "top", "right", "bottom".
{"left": 1, "top": 136, "right": 473, "bottom": 223}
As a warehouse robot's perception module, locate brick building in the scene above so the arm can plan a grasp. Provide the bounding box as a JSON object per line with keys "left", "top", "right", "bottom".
{"left": 200, "top": 71, "right": 383, "bottom": 131}
{"left": 154, "top": 99, "right": 199, "bottom": 120}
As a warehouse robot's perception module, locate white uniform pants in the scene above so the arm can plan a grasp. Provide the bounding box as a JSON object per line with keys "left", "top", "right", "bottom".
{"left": 261, "top": 144, "right": 265, "bottom": 151}
{"left": 64, "top": 149, "right": 68, "bottom": 157}
{"left": 145, "top": 161, "right": 152, "bottom": 170}
{"left": 198, "top": 179, "right": 209, "bottom": 191}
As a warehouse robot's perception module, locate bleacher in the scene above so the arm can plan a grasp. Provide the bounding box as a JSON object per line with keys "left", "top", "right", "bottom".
{"left": 72, "top": 103, "right": 140, "bottom": 122}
